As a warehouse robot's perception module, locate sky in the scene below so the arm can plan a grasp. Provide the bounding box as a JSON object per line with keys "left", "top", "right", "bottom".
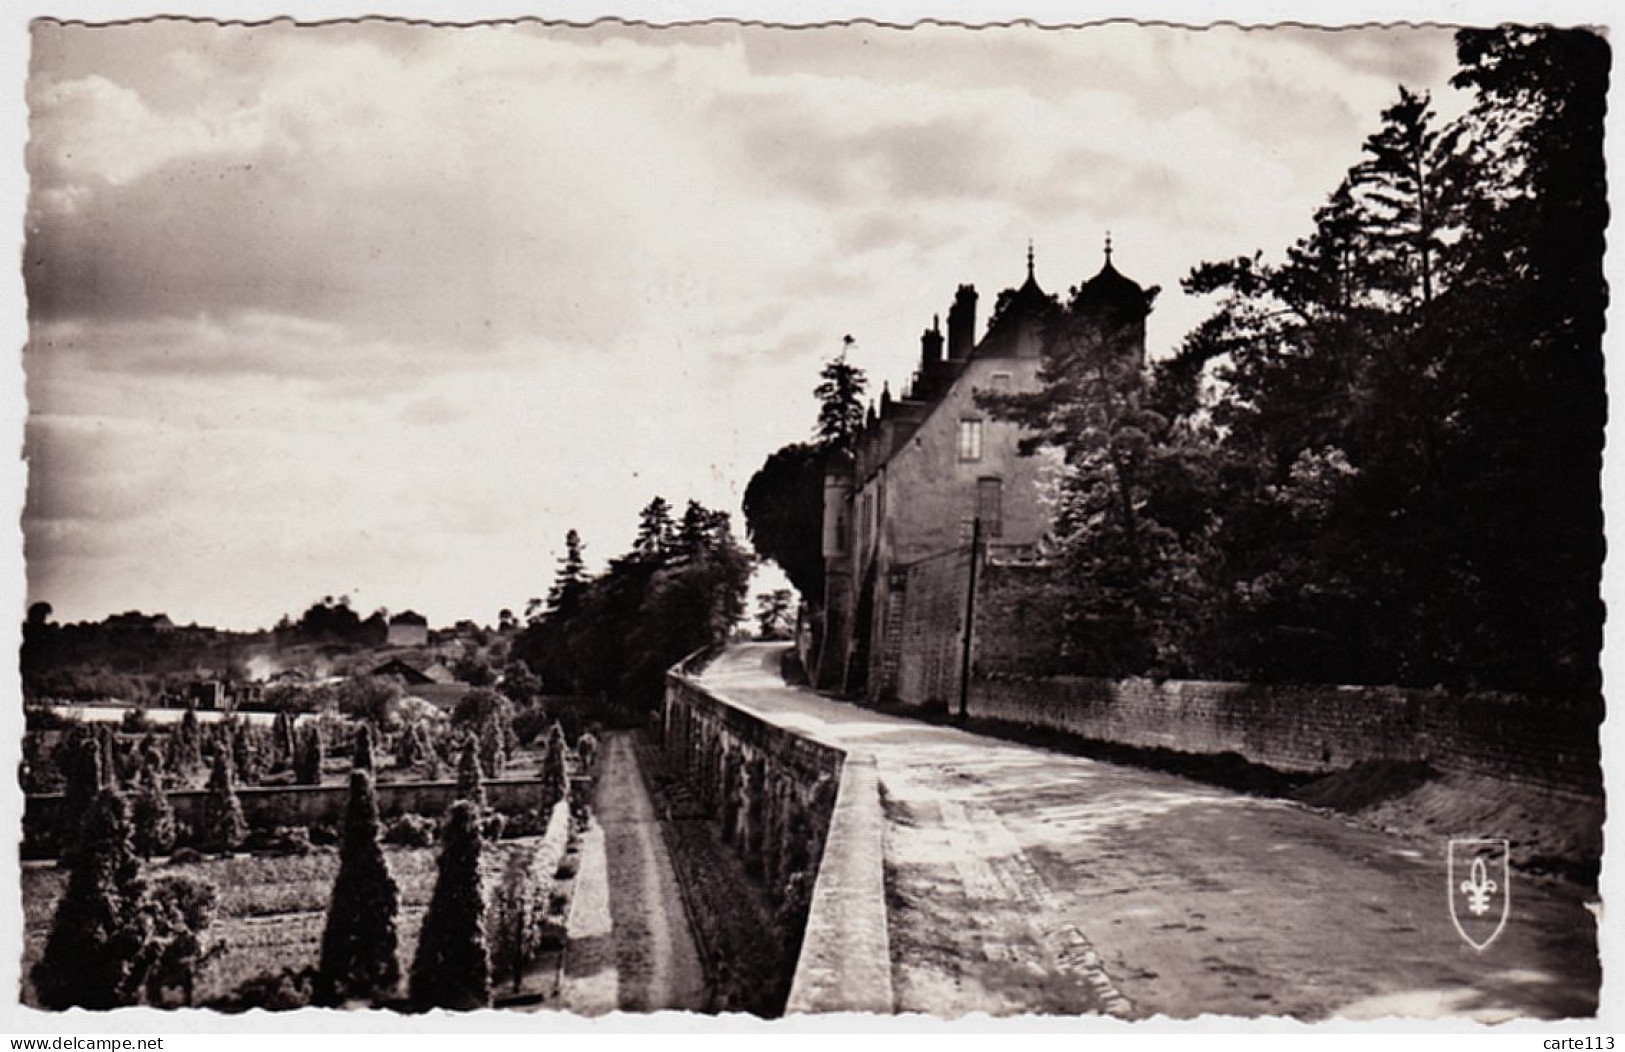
{"left": 21, "top": 17, "right": 1469, "bottom": 631}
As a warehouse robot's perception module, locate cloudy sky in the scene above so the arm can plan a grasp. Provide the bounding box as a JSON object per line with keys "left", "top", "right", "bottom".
{"left": 22, "top": 17, "right": 1466, "bottom": 630}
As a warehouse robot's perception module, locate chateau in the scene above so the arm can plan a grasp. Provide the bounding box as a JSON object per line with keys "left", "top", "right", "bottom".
{"left": 815, "top": 242, "right": 1156, "bottom": 703}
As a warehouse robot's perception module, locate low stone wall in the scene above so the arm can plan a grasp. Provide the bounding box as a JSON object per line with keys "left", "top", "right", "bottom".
{"left": 24, "top": 776, "right": 550, "bottom": 837}
{"left": 664, "top": 673, "right": 842, "bottom": 895}
{"left": 663, "top": 667, "right": 893, "bottom": 1014}
{"left": 970, "top": 676, "right": 1602, "bottom": 798}
{"left": 784, "top": 755, "right": 893, "bottom": 1014}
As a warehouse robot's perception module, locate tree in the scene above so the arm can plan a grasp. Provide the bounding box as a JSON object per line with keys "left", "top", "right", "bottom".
{"left": 545, "top": 529, "right": 590, "bottom": 619}
{"left": 410, "top": 801, "right": 491, "bottom": 1011}
{"left": 633, "top": 497, "right": 676, "bottom": 561}
{"left": 295, "top": 724, "right": 325, "bottom": 786}
{"left": 229, "top": 720, "right": 263, "bottom": 786}
{"left": 540, "top": 723, "right": 571, "bottom": 814}
{"left": 337, "top": 676, "right": 402, "bottom": 731}
{"left": 814, "top": 339, "right": 869, "bottom": 451}
{"left": 200, "top": 751, "right": 246, "bottom": 855}
{"left": 130, "top": 764, "right": 176, "bottom": 858}
{"left": 456, "top": 738, "right": 486, "bottom": 809}
{"left": 353, "top": 723, "right": 375, "bottom": 773}
{"left": 496, "top": 660, "right": 542, "bottom": 708}
{"left": 741, "top": 442, "right": 826, "bottom": 600}
{"left": 319, "top": 770, "right": 401, "bottom": 1004}
{"left": 755, "top": 589, "right": 795, "bottom": 640}
{"left": 169, "top": 707, "right": 202, "bottom": 777}
{"left": 1350, "top": 87, "right": 1464, "bottom": 309}
{"left": 32, "top": 789, "right": 145, "bottom": 1009}
{"left": 479, "top": 721, "right": 507, "bottom": 780}
{"left": 57, "top": 733, "right": 103, "bottom": 859}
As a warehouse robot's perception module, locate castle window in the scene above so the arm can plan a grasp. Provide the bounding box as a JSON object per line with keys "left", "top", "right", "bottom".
{"left": 977, "top": 476, "right": 1004, "bottom": 538}
{"left": 990, "top": 371, "right": 1012, "bottom": 389}
{"left": 958, "top": 419, "right": 984, "bottom": 461}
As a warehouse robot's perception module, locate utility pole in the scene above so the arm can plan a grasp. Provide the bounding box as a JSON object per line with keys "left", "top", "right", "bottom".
{"left": 957, "top": 517, "right": 982, "bottom": 724}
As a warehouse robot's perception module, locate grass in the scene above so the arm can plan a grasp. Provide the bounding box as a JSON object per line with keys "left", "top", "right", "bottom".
{"left": 20, "top": 836, "right": 546, "bottom": 1009}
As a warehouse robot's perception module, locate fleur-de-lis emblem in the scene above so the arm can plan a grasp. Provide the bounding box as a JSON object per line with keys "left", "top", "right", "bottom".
{"left": 1459, "top": 857, "right": 1498, "bottom": 915}
{"left": 1448, "top": 838, "right": 1510, "bottom": 951}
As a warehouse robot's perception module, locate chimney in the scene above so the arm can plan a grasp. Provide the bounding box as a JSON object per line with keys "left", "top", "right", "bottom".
{"left": 921, "top": 314, "right": 944, "bottom": 371}
{"left": 947, "top": 284, "right": 978, "bottom": 361}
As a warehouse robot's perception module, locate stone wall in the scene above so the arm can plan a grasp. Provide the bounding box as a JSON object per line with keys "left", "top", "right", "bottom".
{"left": 663, "top": 673, "right": 843, "bottom": 897}
{"left": 663, "top": 667, "right": 893, "bottom": 1014}
{"left": 784, "top": 755, "right": 893, "bottom": 1014}
{"left": 890, "top": 548, "right": 972, "bottom": 708}
{"left": 971, "top": 676, "right": 1603, "bottom": 798}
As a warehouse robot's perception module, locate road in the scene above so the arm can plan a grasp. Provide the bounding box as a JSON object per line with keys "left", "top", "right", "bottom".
{"left": 590, "top": 732, "right": 709, "bottom": 1013}
{"left": 697, "top": 644, "right": 1601, "bottom": 1021}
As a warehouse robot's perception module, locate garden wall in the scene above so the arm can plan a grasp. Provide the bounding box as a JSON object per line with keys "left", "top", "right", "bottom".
{"left": 970, "top": 676, "right": 1603, "bottom": 798}
{"left": 662, "top": 666, "right": 893, "bottom": 1014}
{"left": 24, "top": 776, "right": 551, "bottom": 837}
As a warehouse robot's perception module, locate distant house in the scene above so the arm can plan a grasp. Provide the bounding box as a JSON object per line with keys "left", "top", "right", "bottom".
{"left": 371, "top": 655, "right": 455, "bottom": 687}
{"left": 189, "top": 680, "right": 226, "bottom": 710}
{"left": 387, "top": 611, "right": 430, "bottom": 648}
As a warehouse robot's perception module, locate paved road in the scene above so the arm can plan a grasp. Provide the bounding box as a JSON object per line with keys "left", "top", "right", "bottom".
{"left": 591, "top": 732, "right": 709, "bottom": 1013}
{"left": 698, "top": 644, "right": 1601, "bottom": 1021}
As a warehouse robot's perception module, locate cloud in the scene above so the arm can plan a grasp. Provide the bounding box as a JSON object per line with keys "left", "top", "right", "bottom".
{"left": 22, "top": 19, "right": 1470, "bottom": 627}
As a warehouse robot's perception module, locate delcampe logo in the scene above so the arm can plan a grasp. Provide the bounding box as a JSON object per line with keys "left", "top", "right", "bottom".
{"left": 1448, "top": 838, "right": 1511, "bottom": 951}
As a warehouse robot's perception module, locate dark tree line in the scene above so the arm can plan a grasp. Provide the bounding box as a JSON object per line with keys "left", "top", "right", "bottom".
{"left": 986, "top": 27, "right": 1607, "bottom": 695}
{"left": 515, "top": 496, "right": 755, "bottom": 709}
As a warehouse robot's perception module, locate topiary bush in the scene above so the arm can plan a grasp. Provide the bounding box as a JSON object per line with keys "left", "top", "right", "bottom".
{"left": 318, "top": 770, "right": 401, "bottom": 1005}
{"left": 409, "top": 801, "right": 491, "bottom": 1012}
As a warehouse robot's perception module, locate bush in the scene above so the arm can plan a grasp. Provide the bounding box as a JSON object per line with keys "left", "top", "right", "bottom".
{"left": 120, "top": 707, "right": 155, "bottom": 734}
{"left": 319, "top": 770, "right": 401, "bottom": 1004}
{"left": 131, "top": 769, "right": 176, "bottom": 858}
{"left": 497, "top": 809, "right": 547, "bottom": 839}
{"left": 511, "top": 704, "right": 548, "bottom": 747}
{"left": 200, "top": 752, "right": 246, "bottom": 854}
{"left": 294, "top": 724, "right": 324, "bottom": 786}
{"left": 32, "top": 789, "right": 145, "bottom": 1009}
{"left": 383, "top": 813, "right": 438, "bottom": 849}
{"left": 479, "top": 813, "right": 507, "bottom": 841}
{"left": 410, "top": 802, "right": 490, "bottom": 1011}
{"left": 242, "top": 825, "right": 315, "bottom": 857}
{"left": 209, "top": 967, "right": 319, "bottom": 1013}
{"left": 136, "top": 873, "right": 221, "bottom": 1007}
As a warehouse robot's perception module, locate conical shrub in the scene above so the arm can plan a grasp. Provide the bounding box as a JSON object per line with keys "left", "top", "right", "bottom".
{"left": 409, "top": 801, "right": 490, "bottom": 1011}
{"left": 318, "top": 770, "right": 401, "bottom": 1004}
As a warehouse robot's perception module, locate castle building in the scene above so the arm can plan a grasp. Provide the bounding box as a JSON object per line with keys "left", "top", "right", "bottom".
{"left": 816, "top": 242, "right": 1155, "bottom": 701}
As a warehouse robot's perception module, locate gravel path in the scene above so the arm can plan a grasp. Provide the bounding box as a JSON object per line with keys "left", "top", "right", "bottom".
{"left": 592, "top": 732, "right": 708, "bottom": 1013}
{"left": 698, "top": 643, "right": 1601, "bottom": 1021}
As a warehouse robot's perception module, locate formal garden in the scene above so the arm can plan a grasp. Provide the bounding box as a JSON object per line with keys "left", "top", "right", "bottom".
{"left": 19, "top": 686, "right": 601, "bottom": 1012}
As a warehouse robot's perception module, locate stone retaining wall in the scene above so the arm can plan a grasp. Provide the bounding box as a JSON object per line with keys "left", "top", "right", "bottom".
{"left": 971, "top": 676, "right": 1602, "bottom": 798}
{"left": 663, "top": 667, "right": 894, "bottom": 1014}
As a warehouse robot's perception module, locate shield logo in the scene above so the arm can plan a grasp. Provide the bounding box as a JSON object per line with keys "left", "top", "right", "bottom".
{"left": 1448, "top": 838, "right": 1510, "bottom": 951}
